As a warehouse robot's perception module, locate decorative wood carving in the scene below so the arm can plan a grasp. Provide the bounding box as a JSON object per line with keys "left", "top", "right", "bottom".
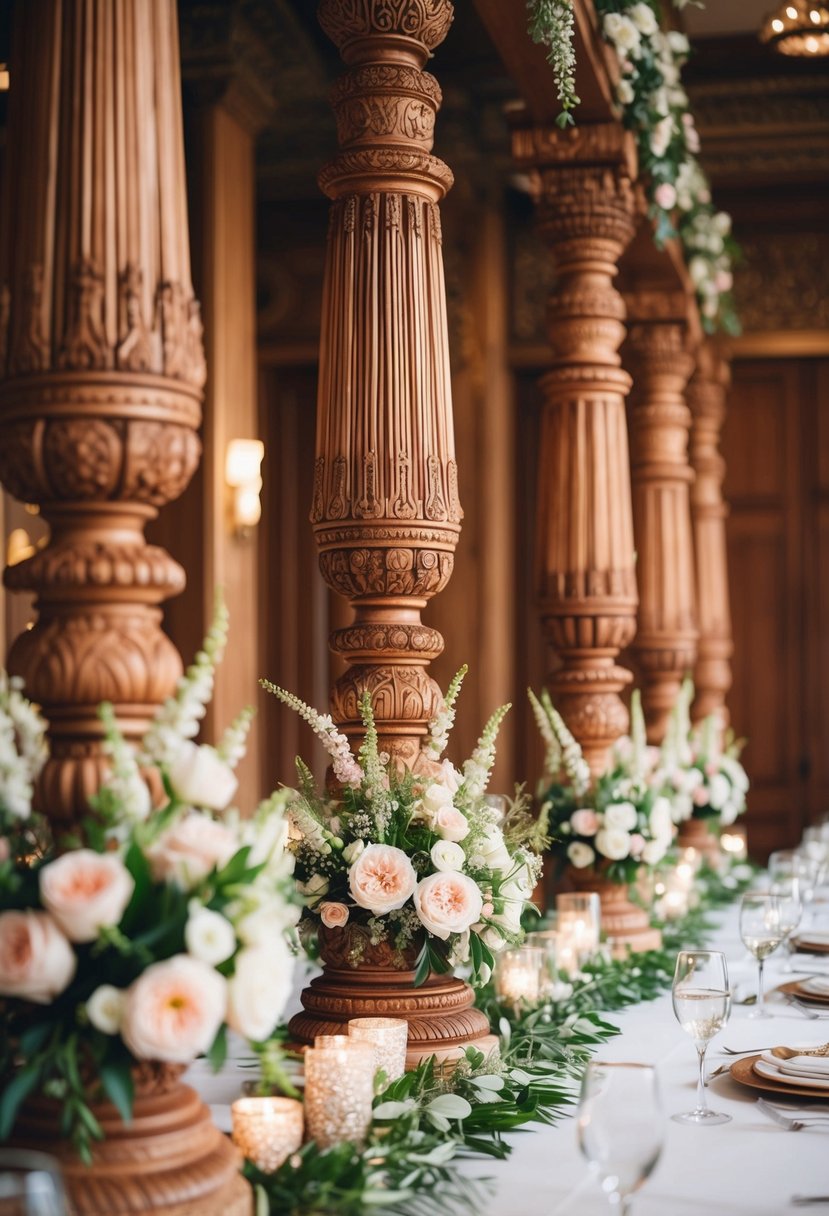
{"left": 511, "top": 121, "right": 639, "bottom": 776}
{"left": 687, "top": 341, "right": 733, "bottom": 727}
{"left": 624, "top": 300, "right": 698, "bottom": 743}
{"left": 312, "top": 0, "right": 461, "bottom": 770}
{"left": 0, "top": 0, "right": 204, "bottom": 829}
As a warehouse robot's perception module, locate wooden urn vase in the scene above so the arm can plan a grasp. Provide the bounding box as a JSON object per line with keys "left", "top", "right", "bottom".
{"left": 289, "top": 926, "right": 498, "bottom": 1069}
{"left": 10, "top": 1065, "right": 251, "bottom": 1216}
{"left": 568, "top": 865, "right": 662, "bottom": 955}
{"left": 676, "top": 815, "right": 721, "bottom": 864}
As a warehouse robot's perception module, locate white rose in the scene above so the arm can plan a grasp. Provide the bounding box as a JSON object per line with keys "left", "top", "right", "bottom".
{"left": 689, "top": 256, "right": 709, "bottom": 287}
{"left": 604, "top": 13, "right": 641, "bottom": 55}
{"left": 226, "top": 941, "right": 293, "bottom": 1043}
{"left": 121, "top": 955, "right": 227, "bottom": 1063}
{"left": 667, "top": 30, "right": 690, "bottom": 55}
{"left": 348, "top": 844, "right": 417, "bottom": 916}
{"left": 298, "top": 874, "right": 329, "bottom": 905}
{"left": 719, "top": 799, "right": 739, "bottom": 827}
{"left": 430, "top": 840, "right": 466, "bottom": 873}
{"left": 342, "top": 840, "right": 365, "bottom": 864}
{"left": 649, "top": 796, "right": 674, "bottom": 842}
{"left": 234, "top": 892, "right": 299, "bottom": 946}
{"left": 414, "top": 872, "right": 483, "bottom": 940}
{"left": 712, "top": 210, "right": 732, "bottom": 237}
{"left": 0, "top": 910, "right": 76, "bottom": 1004}
{"left": 422, "top": 782, "right": 454, "bottom": 816}
{"left": 440, "top": 761, "right": 463, "bottom": 794}
{"left": 642, "top": 839, "right": 668, "bottom": 866}
{"left": 604, "top": 802, "right": 638, "bottom": 832}
{"left": 595, "top": 828, "right": 631, "bottom": 861}
{"left": 87, "top": 984, "right": 127, "bottom": 1035}
{"left": 476, "top": 824, "right": 512, "bottom": 872}
{"left": 146, "top": 811, "right": 239, "bottom": 888}
{"left": 168, "top": 742, "right": 238, "bottom": 812}
{"left": 707, "top": 773, "right": 731, "bottom": 812}
{"left": 39, "top": 850, "right": 135, "bottom": 943}
{"left": 617, "top": 79, "right": 634, "bottom": 105}
{"left": 567, "top": 841, "right": 596, "bottom": 869}
{"left": 184, "top": 906, "right": 236, "bottom": 966}
{"left": 434, "top": 806, "right": 470, "bottom": 843}
{"left": 630, "top": 3, "right": 658, "bottom": 35}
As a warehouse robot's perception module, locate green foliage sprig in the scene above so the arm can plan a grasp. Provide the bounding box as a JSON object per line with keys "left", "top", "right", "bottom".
{"left": 527, "top": 0, "right": 580, "bottom": 128}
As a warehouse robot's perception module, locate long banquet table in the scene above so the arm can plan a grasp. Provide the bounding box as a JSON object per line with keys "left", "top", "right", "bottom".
{"left": 187, "top": 900, "right": 827, "bottom": 1216}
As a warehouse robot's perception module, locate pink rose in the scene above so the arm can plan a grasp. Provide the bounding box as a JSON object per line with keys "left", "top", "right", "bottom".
{"left": 348, "top": 844, "right": 417, "bottom": 916}
{"left": 319, "top": 901, "right": 350, "bottom": 929}
{"left": 629, "top": 833, "right": 646, "bottom": 858}
{"left": 654, "top": 182, "right": 677, "bottom": 211}
{"left": 121, "top": 954, "right": 227, "bottom": 1063}
{"left": 571, "top": 809, "right": 599, "bottom": 837}
{"left": 0, "top": 910, "right": 76, "bottom": 1004}
{"left": 146, "top": 811, "right": 239, "bottom": 888}
{"left": 414, "top": 872, "right": 484, "bottom": 941}
{"left": 434, "top": 806, "right": 470, "bottom": 843}
{"left": 693, "top": 784, "right": 710, "bottom": 806}
{"left": 39, "top": 849, "right": 134, "bottom": 943}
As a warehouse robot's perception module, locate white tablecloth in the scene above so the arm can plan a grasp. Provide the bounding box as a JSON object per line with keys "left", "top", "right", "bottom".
{"left": 187, "top": 903, "right": 829, "bottom": 1215}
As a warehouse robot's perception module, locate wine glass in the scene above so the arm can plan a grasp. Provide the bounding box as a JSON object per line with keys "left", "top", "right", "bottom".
{"left": 0, "top": 1150, "right": 68, "bottom": 1215}
{"left": 671, "top": 950, "right": 732, "bottom": 1125}
{"left": 740, "top": 892, "right": 783, "bottom": 1018}
{"left": 577, "top": 1062, "right": 663, "bottom": 1216}
{"left": 770, "top": 876, "right": 803, "bottom": 972}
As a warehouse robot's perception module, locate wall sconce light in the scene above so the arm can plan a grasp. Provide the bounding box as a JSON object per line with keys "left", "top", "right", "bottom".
{"left": 225, "top": 439, "right": 264, "bottom": 538}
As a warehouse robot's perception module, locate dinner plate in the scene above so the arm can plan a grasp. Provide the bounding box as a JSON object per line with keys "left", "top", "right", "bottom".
{"left": 791, "top": 934, "right": 829, "bottom": 955}
{"left": 730, "top": 1054, "right": 829, "bottom": 1099}
{"left": 777, "top": 979, "right": 829, "bottom": 1006}
{"left": 754, "top": 1058, "right": 829, "bottom": 1088}
{"left": 801, "top": 977, "right": 829, "bottom": 998}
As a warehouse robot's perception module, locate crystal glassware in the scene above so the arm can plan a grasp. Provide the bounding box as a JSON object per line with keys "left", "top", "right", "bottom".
{"left": 739, "top": 892, "right": 783, "bottom": 1018}
{"left": 0, "top": 1150, "right": 69, "bottom": 1216}
{"left": 577, "top": 1061, "right": 664, "bottom": 1216}
{"left": 671, "top": 949, "right": 732, "bottom": 1125}
{"left": 770, "top": 876, "right": 803, "bottom": 972}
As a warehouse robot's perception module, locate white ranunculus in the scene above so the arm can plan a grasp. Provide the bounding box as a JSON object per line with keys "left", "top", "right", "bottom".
{"left": 567, "top": 841, "right": 596, "bottom": 869}
{"left": 604, "top": 802, "right": 638, "bottom": 832}
{"left": 430, "top": 840, "right": 466, "bottom": 873}
{"left": 168, "top": 741, "right": 238, "bottom": 812}
{"left": 595, "top": 828, "right": 631, "bottom": 862}
{"left": 707, "top": 773, "right": 731, "bottom": 812}
{"left": 342, "top": 839, "right": 365, "bottom": 864}
{"left": 630, "top": 3, "right": 659, "bottom": 35}
{"left": 226, "top": 941, "right": 293, "bottom": 1043}
{"left": 184, "top": 905, "right": 236, "bottom": 966}
{"left": 87, "top": 984, "right": 127, "bottom": 1035}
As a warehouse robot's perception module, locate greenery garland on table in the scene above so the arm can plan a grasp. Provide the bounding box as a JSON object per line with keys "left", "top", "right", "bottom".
{"left": 526, "top": 0, "right": 739, "bottom": 335}
{"left": 246, "top": 857, "right": 755, "bottom": 1215}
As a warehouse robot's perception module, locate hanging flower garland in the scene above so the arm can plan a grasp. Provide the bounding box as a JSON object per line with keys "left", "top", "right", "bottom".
{"left": 526, "top": 0, "right": 739, "bottom": 335}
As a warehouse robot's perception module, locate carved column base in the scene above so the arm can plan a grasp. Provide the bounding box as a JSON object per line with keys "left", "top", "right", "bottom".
{"left": 636, "top": 637, "right": 698, "bottom": 745}
{"left": 546, "top": 663, "right": 633, "bottom": 779}
{"left": 568, "top": 867, "right": 662, "bottom": 955}
{"left": 11, "top": 1071, "right": 251, "bottom": 1216}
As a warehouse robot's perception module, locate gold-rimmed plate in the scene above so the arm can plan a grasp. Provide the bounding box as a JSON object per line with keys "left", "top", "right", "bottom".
{"left": 777, "top": 979, "right": 829, "bottom": 1006}
{"left": 791, "top": 936, "right": 829, "bottom": 955}
{"left": 730, "top": 1054, "right": 829, "bottom": 1099}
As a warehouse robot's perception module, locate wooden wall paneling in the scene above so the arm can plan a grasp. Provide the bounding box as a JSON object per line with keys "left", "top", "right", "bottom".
{"left": 805, "top": 359, "right": 829, "bottom": 823}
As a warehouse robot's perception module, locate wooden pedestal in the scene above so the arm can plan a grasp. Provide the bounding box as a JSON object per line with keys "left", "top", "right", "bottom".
{"left": 568, "top": 866, "right": 662, "bottom": 955}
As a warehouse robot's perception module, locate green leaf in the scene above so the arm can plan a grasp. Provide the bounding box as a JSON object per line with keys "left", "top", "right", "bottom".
{"left": 0, "top": 1066, "right": 40, "bottom": 1139}
{"left": 100, "top": 1061, "right": 134, "bottom": 1125}
{"left": 20, "top": 1022, "right": 52, "bottom": 1056}
{"left": 373, "top": 1099, "right": 417, "bottom": 1121}
{"left": 425, "top": 1094, "right": 472, "bottom": 1120}
{"left": 207, "top": 1024, "right": 228, "bottom": 1072}
{"left": 413, "top": 942, "right": 431, "bottom": 988}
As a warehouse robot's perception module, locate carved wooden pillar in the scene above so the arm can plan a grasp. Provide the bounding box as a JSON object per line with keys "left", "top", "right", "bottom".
{"left": 0, "top": 0, "right": 204, "bottom": 830}
{"left": 625, "top": 300, "right": 698, "bottom": 743}
{"left": 511, "top": 123, "right": 639, "bottom": 777}
{"left": 688, "top": 340, "right": 733, "bottom": 727}
{"left": 311, "top": 0, "right": 462, "bottom": 769}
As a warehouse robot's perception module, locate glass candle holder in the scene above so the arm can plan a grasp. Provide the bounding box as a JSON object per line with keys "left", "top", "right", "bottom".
{"left": 348, "top": 1017, "right": 408, "bottom": 1083}
{"left": 494, "top": 945, "right": 543, "bottom": 1005}
{"left": 231, "top": 1097, "right": 304, "bottom": 1173}
{"left": 484, "top": 794, "right": 507, "bottom": 824}
{"left": 528, "top": 929, "right": 573, "bottom": 998}
{"left": 304, "top": 1038, "right": 375, "bottom": 1149}
{"left": 720, "top": 826, "right": 748, "bottom": 862}
{"left": 556, "top": 892, "right": 601, "bottom": 967}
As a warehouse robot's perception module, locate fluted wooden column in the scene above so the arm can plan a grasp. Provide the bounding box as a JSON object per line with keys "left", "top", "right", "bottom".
{"left": 511, "top": 123, "right": 639, "bottom": 776}
{"left": 688, "top": 340, "right": 733, "bottom": 726}
{"left": 312, "top": 0, "right": 461, "bottom": 767}
{"left": 625, "top": 299, "right": 698, "bottom": 743}
{"left": 0, "top": 0, "right": 204, "bottom": 827}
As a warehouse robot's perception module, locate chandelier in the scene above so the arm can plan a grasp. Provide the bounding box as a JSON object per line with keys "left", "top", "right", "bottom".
{"left": 760, "top": 1, "right": 829, "bottom": 55}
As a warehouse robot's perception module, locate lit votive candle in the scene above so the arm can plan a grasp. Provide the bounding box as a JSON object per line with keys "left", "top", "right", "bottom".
{"left": 720, "top": 827, "right": 748, "bottom": 862}
{"left": 231, "top": 1097, "right": 304, "bottom": 1173}
{"left": 528, "top": 929, "right": 571, "bottom": 999}
{"left": 556, "top": 892, "right": 601, "bottom": 966}
{"left": 495, "top": 946, "right": 543, "bottom": 1005}
{"left": 347, "top": 1017, "right": 408, "bottom": 1083}
{"left": 304, "top": 1037, "right": 375, "bottom": 1149}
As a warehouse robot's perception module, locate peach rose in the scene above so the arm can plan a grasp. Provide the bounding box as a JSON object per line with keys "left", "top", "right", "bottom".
{"left": 348, "top": 844, "right": 417, "bottom": 916}
{"left": 319, "top": 901, "right": 350, "bottom": 929}
{"left": 414, "top": 872, "right": 483, "bottom": 940}
{"left": 168, "top": 742, "right": 238, "bottom": 812}
{"left": 434, "top": 806, "right": 470, "bottom": 843}
{"left": 121, "top": 954, "right": 227, "bottom": 1063}
{"left": 0, "top": 910, "right": 76, "bottom": 1004}
{"left": 146, "top": 811, "right": 239, "bottom": 888}
{"left": 570, "top": 809, "right": 599, "bottom": 837}
{"left": 39, "top": 850, "right": 134, "bottom": 943}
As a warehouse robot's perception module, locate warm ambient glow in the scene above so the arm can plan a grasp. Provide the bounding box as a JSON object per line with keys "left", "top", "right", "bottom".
{"left": 225, "top": 438, "right": 264, "bottom": 536}
{"left": 760, "top": 0, "right": 829, "bottom": 55}
{"left": 0, "top": 65, "right": 8, "bottom": 91}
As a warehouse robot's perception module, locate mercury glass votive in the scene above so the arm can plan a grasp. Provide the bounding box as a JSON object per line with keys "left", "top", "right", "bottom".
{"left": 231, "top": 1097, "right": 304, "bottom": 1173}
{"left": 556, "top": 892, "right": 601, "bottom": 966}
{"left": 495, "top": 945, "right": 543, "bottom": 1005}
{"left": 304, "top": 1038, "right": 375, "bottom": 1149}
{"left": 348, "top": 1017, "right": 408, "bottom": 1083}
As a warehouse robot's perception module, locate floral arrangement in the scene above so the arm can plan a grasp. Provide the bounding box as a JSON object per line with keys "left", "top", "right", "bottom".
{"left": 527, "top": 0, "right": 739, "bottom": 334}
{"left": 532, "top": 689, "right": 675, "bottom": 882}
{"left": 659, "top": 679, "right": 748, "bottom": 826}
{"left": 262, "top": 667, "right": 546, "bottom": 987}
{"left": 0, "top": 606, "right": 299, "bottom": 1160}
{"left": 0, "top": 670, "right": 48, "bottom": 832}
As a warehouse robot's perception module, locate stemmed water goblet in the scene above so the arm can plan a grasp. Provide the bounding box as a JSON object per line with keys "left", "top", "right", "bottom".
{"left": 671, "top": 949, "right": 732, "bottom": 1125}
{"left": 577, "top": 1061, "right": 664, "bottom": 1215}
{"left": 0, "top": 1150, "right": 68, "bottom": 1215}
{"left": 740, "top": 892, "right": 784, "bottom": 1017}
{"left": 770, "top": 876, "right": 803, "bottom": 972}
